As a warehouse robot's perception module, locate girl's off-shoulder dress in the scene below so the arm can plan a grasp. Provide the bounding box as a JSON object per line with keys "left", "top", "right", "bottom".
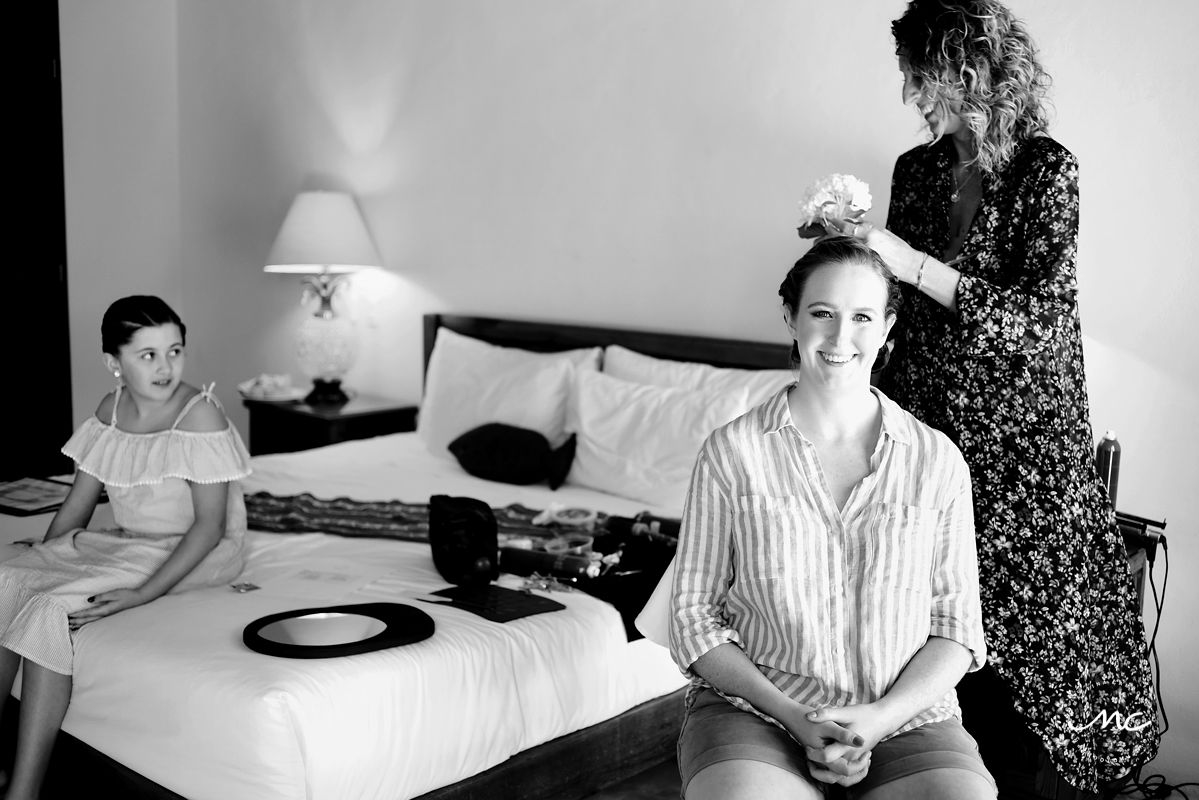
{"left": 0, "top": 386, "right": 250, "bottom": 675}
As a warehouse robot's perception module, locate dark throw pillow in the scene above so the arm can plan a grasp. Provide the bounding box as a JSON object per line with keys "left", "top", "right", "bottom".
{"left": 448, "top": 423, "right": 577, "bottom": 489}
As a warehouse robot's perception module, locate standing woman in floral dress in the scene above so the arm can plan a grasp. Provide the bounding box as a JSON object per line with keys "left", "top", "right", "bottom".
{"left": 839, "top": 0, "right": 1158, "bottom": 793}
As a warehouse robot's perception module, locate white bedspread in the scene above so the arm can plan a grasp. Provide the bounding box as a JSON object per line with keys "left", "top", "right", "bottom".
{"left": 43, "top": 433, "right": 687, "bottom": 800}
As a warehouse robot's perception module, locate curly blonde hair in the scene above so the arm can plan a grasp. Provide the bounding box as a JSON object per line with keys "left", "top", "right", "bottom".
{"left": 892, "top": 0, "right": 1052, "bottom": 174}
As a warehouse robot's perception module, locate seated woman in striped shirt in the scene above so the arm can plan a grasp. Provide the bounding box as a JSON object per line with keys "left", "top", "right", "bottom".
{"left": 670, "top": 236, "right": 995, "bottom": 800}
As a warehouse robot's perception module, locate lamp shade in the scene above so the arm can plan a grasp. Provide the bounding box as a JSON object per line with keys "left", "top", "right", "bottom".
{"left": 264, "top": 191, "right": 382, "bottom": 274}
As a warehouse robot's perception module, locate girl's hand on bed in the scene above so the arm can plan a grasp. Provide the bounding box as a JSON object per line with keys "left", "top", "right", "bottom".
{"left": 67, "top": 588, "right": 149, "bottom": 629}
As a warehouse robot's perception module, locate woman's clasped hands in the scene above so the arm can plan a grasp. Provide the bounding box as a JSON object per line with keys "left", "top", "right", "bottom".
{"left": 778, "top": 700, "right": 887, "bottom": 787}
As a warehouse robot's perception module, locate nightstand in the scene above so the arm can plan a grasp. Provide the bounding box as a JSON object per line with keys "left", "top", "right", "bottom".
{"left": 243, "top": 395, "right": 418, "bottom": 456}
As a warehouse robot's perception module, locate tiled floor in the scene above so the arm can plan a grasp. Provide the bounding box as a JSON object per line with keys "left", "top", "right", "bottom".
{"left": 579, "top": 757, "right": 680, "bottom": 800}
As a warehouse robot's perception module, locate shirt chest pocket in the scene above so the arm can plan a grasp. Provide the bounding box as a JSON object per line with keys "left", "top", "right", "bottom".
{"left": 730, "top": 495, "right": 816, "bottom": 584}
{"left": 862, "top": 502, "right": 939, "bottom": 591}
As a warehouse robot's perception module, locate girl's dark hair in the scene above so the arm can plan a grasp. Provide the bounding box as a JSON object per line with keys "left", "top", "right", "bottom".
{"left": 101, "top": 295, "right": 186, "bottom": 355}
{"left": 892, "top": 0, "right": 1051, "bottom": 174}
{"left": 778, "top": 236, "right": 900, "bottom": 371}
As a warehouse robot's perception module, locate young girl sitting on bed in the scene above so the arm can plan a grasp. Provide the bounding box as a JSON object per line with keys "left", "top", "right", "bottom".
{"left": 0, "top": 295, "right": 250, "bottom": 800}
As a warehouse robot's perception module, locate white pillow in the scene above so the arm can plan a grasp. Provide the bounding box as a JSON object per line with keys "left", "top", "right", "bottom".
{"left": 419, "top": 328, "right": 602, "bottom": 457}
{"left": 602, "top": 345, "right": 792, "bottom": 412}
{"left": 566, "top": 371, "right": 748, "bottom": 510}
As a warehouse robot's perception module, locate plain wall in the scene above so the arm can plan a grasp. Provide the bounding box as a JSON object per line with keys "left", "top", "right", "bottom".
{"left": 59, "top": 0, "right": 181, "bottom": 401}
{"left": 59, "top": 0, "right": 1198, "bottom": 783}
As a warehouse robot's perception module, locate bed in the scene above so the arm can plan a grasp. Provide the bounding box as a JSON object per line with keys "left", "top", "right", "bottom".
{"left": 1, "top": 313, "right": 792, "bottom": 800}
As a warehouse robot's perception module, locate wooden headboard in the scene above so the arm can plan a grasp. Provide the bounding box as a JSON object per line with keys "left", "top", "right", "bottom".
{"left": 422, "top": 313, "right": 791, "bottom": 375}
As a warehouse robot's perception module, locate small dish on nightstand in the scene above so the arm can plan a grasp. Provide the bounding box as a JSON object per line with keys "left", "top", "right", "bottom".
{"left": 238, "top": 375, "right": 307, "bottom": 403}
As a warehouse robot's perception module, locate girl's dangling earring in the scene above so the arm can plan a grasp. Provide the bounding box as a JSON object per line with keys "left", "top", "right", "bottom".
{"left": 113, "top": 369, "right": 123, "bottom": 387}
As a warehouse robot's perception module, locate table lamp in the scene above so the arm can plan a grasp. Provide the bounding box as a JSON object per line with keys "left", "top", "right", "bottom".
{"left": 264, "top": 190, "right": 382, "bottom": 405}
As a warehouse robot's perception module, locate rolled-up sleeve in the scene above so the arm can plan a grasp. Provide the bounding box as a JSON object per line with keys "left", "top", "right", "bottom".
{"left": 928, "top": 449, "right": 987, "bottom": 671}
{"left": 668, "top": 444, "right": 742, "bottom": 673}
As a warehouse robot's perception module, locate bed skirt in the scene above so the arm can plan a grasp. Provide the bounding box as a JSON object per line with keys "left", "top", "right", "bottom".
{"left": 2, "top": 688, "right": 686, "bottom": 800}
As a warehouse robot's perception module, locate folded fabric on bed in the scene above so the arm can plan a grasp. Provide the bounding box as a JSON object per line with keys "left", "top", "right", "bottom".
{"left": 244, "top": 491, "right": 576, "bottom": 542}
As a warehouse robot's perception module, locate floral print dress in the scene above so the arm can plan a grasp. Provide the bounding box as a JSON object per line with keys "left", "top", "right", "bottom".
{"left": 880, "top": 135, "right": 1158, "bottom": 791}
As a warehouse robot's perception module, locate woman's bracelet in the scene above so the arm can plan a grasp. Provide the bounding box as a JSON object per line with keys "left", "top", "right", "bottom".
{"left": 915, "top": 252, "right": 929, "bottom": 291}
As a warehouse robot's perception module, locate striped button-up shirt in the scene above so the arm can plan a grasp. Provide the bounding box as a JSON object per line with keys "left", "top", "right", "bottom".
{"left": 669, "top": 386, "right": 985, "bottom": 738}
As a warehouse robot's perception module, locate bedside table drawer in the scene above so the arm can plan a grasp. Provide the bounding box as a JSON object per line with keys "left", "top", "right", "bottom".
{"left": 244, "top": 396, "right": 417, "bottom": 456}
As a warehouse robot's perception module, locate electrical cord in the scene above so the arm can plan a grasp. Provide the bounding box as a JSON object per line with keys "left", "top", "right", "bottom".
{"left": 1116, "top": 536, "right": 1198, "bottom": 799}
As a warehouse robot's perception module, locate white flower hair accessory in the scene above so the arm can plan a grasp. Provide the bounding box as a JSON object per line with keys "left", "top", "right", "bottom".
{"left": 796, "top": 173, "right": 872, "bottom": 238}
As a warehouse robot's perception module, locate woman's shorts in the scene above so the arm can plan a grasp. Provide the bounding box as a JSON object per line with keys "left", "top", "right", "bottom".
{"left": 677, "top": 687, "right": 996, "bottom": 797}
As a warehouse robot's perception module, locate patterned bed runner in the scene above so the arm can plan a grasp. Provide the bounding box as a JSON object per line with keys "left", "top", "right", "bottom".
{"left": 244, "top": 491, "right": 582, "bottom": 542}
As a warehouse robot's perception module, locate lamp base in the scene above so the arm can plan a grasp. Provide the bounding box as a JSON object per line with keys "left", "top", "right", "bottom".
{"left": 305, "top": 379, "right": 350, "bottom": 406}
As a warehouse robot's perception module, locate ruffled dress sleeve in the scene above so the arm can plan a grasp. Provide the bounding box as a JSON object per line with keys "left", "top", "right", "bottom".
{"left": 62, "top": 416, "right": 252, "bottom": 488}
